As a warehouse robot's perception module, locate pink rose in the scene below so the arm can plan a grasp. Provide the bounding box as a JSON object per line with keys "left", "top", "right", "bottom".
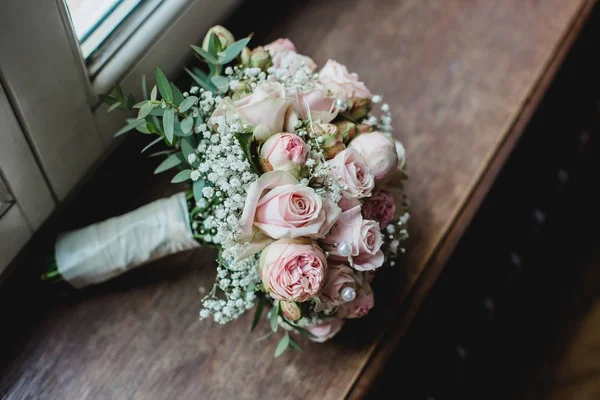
{"left": 321, "top": 205, "right": 384, "bottom": 271}
{"left": 349, "top": 132, "right": 398, "bottom": 180}
{"left": 284, "top": 88, "right": 337, "bottom": 131}
{"left": 328, "top": 148, "right": 374, "bottom": 199}
{"left": 362, "top": 189, "right": 396, "bottom": 228}
{"left": 259, "top": 238, "right": 327, "bottom": 302}
{"left": 264, "top": 38, "right": 297, "bottom": 53}
{"left": 212, "top": 82, "right": 292, "bottom": 139}
{"left": 315, "top": 263, "right": 357, "bottom": 313}
{"left": 240, "top": 171, "right": 342, "bottom": 241}
{"left": 318, "top": 60, "right": 372, "bottom": 100}
{"left": 304, "top": 319, "right": 344, "bottom": 343}
{"left": 338, "top": 281, "right": 374, "bottom": 319}
{"left": 395, "top": 139, "right": 406, "bottom": 170}
{"left": 259, "top": 133, "right": 309, "bottom": 177}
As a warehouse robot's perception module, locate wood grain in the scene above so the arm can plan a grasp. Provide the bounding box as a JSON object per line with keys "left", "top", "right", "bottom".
{"left": 0, "top": 0, "right": 592, "bottom": 399}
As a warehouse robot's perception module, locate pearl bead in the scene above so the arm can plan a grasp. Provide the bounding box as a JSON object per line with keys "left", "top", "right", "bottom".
{"left": 337, "top": 241, "right": 352, "bottom": 257}
{"left": 341, "top": 286, "right": 356, "bottom": 302}
{"left": 335, "top": 98, "right": 348, "bottom": 111}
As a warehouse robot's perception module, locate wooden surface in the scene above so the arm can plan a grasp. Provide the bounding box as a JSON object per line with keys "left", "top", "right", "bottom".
{"left": 0, "top": 0, "right": 594, "bottom": 399}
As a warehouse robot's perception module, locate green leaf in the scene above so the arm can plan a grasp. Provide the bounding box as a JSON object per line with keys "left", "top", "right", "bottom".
{"left": 274, "top": 334, "right": 290, "bottom": 358}
{"left": 106, "top": 101, "right": 122, "bottom": 113}
{"left": 135, "top": 123, "right": 152, "bottom": 134}
{"left": 235, "top": 132, "right": 260, "bottom": 174}
{"left": 163, "top": 107, "right": 175, "bottom": 144}
{"left": 180, "top": 137, "right": 195, "bottom": 162}
{"left": 133, "top": 100, "right": 149, "bottom": 109}
{"left": 251, "top": 297, "right": 265, "bottom": 332}
{"left": 179, "top": 96, "right": 198, "bottom": 113}
{"left": 114, "top": 84, "right": 124, "bottom": 102}
{"left": 270, "top": 302, "right": 280, "bottom": 332}
{"left": 208, "top": 32, "right": 221, "bottom": 55}
{"left": 193, "top": 180, "right": 205, "bottom": 203}
{"left": 141, "top": 74, "right": 148, "bottom": 100}
{"left": 114, "top": 118, "right": 145, "bottom": 137}
{"left": 99, "top": 94, "right": 117, "bottom": 106}
{"left": 154, "top": 153, "right": 182, "bottom": 174}
{"left": 148, "top": 149, "right": 174, "bottom": 158}
{"left": 184, "top": 67, "right": 216, "bottom": 92}
{"left": 180, "top": 115, "right": 194, "bottom": 134}
{"left": 289, "top": 324, "right": 317, "bottom": 339}
{"left": 138, "top": 102, "right": 156, "bottom": 119}
{"left": 191, "top": 45, "right": 218, "bottom": 64}
{"left": 288, "top": 336, "right": 302, "bottom": 351}
{"left": 150, "top": 85, "right": 157, "bottom": 101}
{"left": 155, "top": 66, "right": 173, "bottom": 102}
{"left": 141, "top": 136, "right": 164, "bottom": 153}
{"left": 171, "top": 83, "right": 185, "bottom": 106}
{"left": 219, "top": 37, "right": 251, "bottom": 64}
{"left": 126, "top": 95, "right": 135, "bottom": 110}
{"left": 149, "top": 107, "right": 165, "bottom": 117}
{"left": 211, "top": 75, "right": 229, "bottom": 93}
{"left": 171, "top": 169, "right": 191, "bottom": 183}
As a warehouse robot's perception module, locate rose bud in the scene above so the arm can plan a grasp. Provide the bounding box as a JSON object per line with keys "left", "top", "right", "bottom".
{"left": 259, "top": 133, "right": 309, "bottom": 178}
{"left": 250, "top": 46, "right": 272, "bottom": 70}
{"left": 303, "top": 319, "right": 344, "bottom": 343}
{"left": 349, "top": 131, "right": 398, "bottom": 180}
{"left": 259, "top": 238, "right": 327, "bottom": 302}
{"left": 240, "top": 46, "right": 251, "bottom": 66}
{"left": 348, "top": 98, "right": 371, "bottom": 120}
{"left": 310, "top": 123, "right": 345, "bottom": 160}
{"left": 335, "top": 121, "right": 358, "bottom": 144}
{"left": 202, "top": 25, "right": 235, "bottom": 52}
{"left": 280, "top": 301, "right": 302, "bottom": 321}
{"left": 358, "top": 123, "right": 374, "bottom": 134}
{"left": 362, "top": 189, "right": 396, "bottom": 228}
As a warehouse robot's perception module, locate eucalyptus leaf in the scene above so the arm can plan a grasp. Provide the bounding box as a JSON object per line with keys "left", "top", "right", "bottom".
{"left": 155, "top": 66, "right": 173, "bottom": 102}
{"left": 208, "top": 32, "right": 221, "bottom": 55}
{"left": 114, "top": 84, "right": 124, "bottom": 102}
{"left": 141, "top": 74, "right": 148, "bottom": 99}
{"left": 171, "top": 169, "right": 192, "bottom": 183}
{"left": 149, "top": 107, "right": 165, "bottom": 116}
{"left": 171, "top": 83, "right": 185, "bottom": 106}
{"left": 179, "top": 96, "right": 198, "bottom": 113}
{"left": 288, "top": 336, "right": 302, "bottom": 351}
{"left": 274, "top": 334, "right": 290, "bottom": 358}
{"left": 191, "top": 45, "right": 218, "bottom": 64}
{"left": 100, "top": 94, "right": 117, "bottom": 106}
{"left": 154, "top": 153, "right": 182, "bottom": 174}
{"left": 289, "top": 324, "right": 317, "bottom": 339}
{"left": 211, "top": 75, "right": 229, "bottom": 93}
{"left": 180, "top": 115, "right": 194, "bottom": 134}
{"left": 138, "top": 102, "right": 156, "bottom": 119}
{"left": 184, "top": 67, "right": 216, "bottom": 92}
{"left": 270, "top": 302, "right": 280, "bottom": 332}
{"left": 180, "top": 137, "right": 195, "bottom": 162}
{"left": 219, "top": 37, "right": 251, "bottom": 64}
{"left": 150, "top": 85, "right": 157, "bottom": 101}
{"left": 126, "top": 95, "right": 135, "bottom": 110}
{"left": 163, "top": 107, "right": 175, "bottom": 144}
{"left": 106, "top": 101, "right": 122, "bottom": 113}
{"left": 135, "top": 123, "right": 152, "bottom": 134}
{"left": 133, "top": 100, "right": 149, "bottom": 109}
{"left": 251, "top": 296, "right": 265, "bottom": 332}
{"left": 141, "top": 136, "right": 164, "bottom": 153}
{"left": 114, "top": 118, "right": 145, "bottom": 137}
{"left": 193, "top": 180, "right": 205, "bottom": 204}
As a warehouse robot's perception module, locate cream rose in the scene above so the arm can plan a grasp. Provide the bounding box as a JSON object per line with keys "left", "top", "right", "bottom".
{"left": 349, "top": 131, "right": 398, "bottom": 180}
{"left": 239, "top": 171, "right": 341, "bottom": 241}
{"left": 321, "top": 205, "right": 384, "bottom": 271}
{"left": 259, "top": 238, "right": 327, "bottom": 302}
{"left": 318, "top": 60, "right": 372, "bottom": 100}
{"left": 327, "top": 148, "right": 374, "bottom": 199}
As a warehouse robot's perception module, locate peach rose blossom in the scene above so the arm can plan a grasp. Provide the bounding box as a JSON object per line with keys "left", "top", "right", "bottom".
{"left": 349, "top": 132, "right": 398, "bottom": 180}
{"left": 327, "top": 148, "right": 374, "bottom": 199}
{"left": 321, "top": 205, "right": 384, "bottom": 271}
{"left": 264, "top": 38, "right": 297, "bottom": 53}
{"left": 318, "top": 60, "right": 372, "bottom": 100}
{"left": 259, "top": 238, "right": 327, "bottom": 302}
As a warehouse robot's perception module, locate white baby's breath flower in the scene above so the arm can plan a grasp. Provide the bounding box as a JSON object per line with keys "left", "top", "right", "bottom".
{"left": 190, "top": 170, "right": 201, "bottom": 181}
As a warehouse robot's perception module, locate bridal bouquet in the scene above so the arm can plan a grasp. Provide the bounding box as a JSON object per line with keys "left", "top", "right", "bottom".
{"left": 43, "top": 26, "right": 409, "bottom": 355}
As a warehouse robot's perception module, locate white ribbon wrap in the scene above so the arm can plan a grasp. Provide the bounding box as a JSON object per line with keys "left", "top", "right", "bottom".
{"left": 55, "top": 192, "right": 199, "bottom": 288}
